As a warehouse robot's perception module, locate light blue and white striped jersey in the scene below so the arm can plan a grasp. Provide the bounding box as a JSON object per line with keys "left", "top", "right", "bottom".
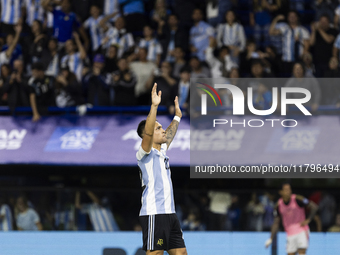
{"left": 54, "top": 209, "right": 74, "bottom": 230}
{"left": 0, "top": 0, "right": 22, "bottom": 24}
{"left": 104, "top": 27, "right": 134, "bottom": 58}
{"left": 137, "top": 144, "right": 175, "bottom": 216}
{"left": 45, "top": 53, "right": 59, "bottom": 77}
{"left": 84, "top": 15, "right": 105, "bottom": 51}
{"left": 138, "top": 38, "right": 162, "bottom": 62}
{"left": 275, "top": 23, "right": 310, "bottom": 62}
{"left": 104, "top": 0, "right": 120, "bottom": 21}
{"left": 334, "top": 34, "right": 340, "bottom": 60}
{"left": 190, "top": 21, "right": 215, "bottom": 61}
{"left": 0, "top": 204, "right": 13, "bottom": 231}
{"left": 24, "top": 0, "right": 44, "bottom": 26}
{"left": 61, "top": 52, "right": 83, "bottom": 81}
{"left": 217, "top": 22, "right": 246, "bottom": 51}
{"left": 82, "top": 203, "right": 120, "bottom": 231}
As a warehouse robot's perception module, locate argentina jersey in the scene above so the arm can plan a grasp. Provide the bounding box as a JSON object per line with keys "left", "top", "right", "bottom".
{"left": 137, "top": 143, "right": 175, "bottom": 216}
{"left": 1, "top": 0, "right": 21, "bottom": 24}
{"left": 138, "top": 38, "right": 162, "bottom": 62}
{"left": 217, "top": 23, "right": 246, "bottom": 50}
{"left": 61, "top": 52, "right": 83, "bottom": 81}
{"left": 84, "top": 16, "right": 104, "bottom": 51}
{"left": 24, "top": 0, "right": 45, "bottom": 26}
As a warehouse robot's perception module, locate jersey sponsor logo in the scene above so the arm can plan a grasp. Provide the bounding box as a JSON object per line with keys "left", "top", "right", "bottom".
{"left": 157, "top": 238, "right": 163, "bottom": 246}
{"left": 0, "top": 129, "right": 27, "bottom": 150}
{"left": 45, "top": 127, "right": 100, "bottom": 151}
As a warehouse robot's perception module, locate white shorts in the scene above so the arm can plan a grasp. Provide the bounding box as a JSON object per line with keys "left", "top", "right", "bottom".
{"left": 286, "top": 230, "right": 309, "bottom": 254}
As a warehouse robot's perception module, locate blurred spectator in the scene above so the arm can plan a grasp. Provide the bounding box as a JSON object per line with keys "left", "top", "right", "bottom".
{"left": 226, "top": 195, "right": 241, "bottom": 231}
{"left": 4, "top": 59, "right": 29, "bottom": 113}
{"left": 333, "top": 33, "right": 340, "bottom": 63}
{"left": 75, "top": 191, "right": 120, "bottom": 231}
{"left": 207, "top": 190, "right": 231, "bottom": 230}
{"left": 269, "top": 11, "right": 310, "bottom": 75}
{"left": 217, "top": 10, "right": 246, "bottom": 63}
{"left": 112, "top": 57, "right": 137, "bottom": 105}
{"left": 310, "top": 15, "right": 337, "bottom": 77}
{"left": 0, "top": 64, "right": 11, "bottom": 106}
{"left": 318, "top": 193, "right": 337, "bottom": 231}
{"left": 250, "top": 0, "right": 273, "bottom": 50}
{"left": 324, "top": 57, "right": 340, "bottom": 78}
{"left": 246, "top": 192, "right": 265, "bottom": 231}
{"left": 29, "top": 20, "right": 47, "bottom": 64}
{"left": 301, "top": 52, "right": 315, "bottom": 77}
{"left": 158, "top": 14, "right": 189, "bottom": 63}
{"left": 42, "top": 38, "right": 60, "bottom": 77}
{"left": 2, "top": 32, "right": 23, "bottom": 66}
{"left": 0, "top": 195, "right": 13, "bottom": 231}
{"left": 205, "top": 37, "right": 237, "bottom": 78}
{"left": 146, "top": 61, "right": 177, "bottom": 110}
{"left": 206, "top": 0, "right": 234, "bottom": 27}
{"left": 101, "top": 16, "right": 134, "bottom": 58}
{"left": 119, "top": 0, "right": 146, "bottom": 33}
{"left": 0, "top": 0, "right": 21, "bottom": 35}
{"left": 23, "top": 0, "right": 46, "bottom": 27}
{"left": 42, "top": 0, "right": 89, "bottom": 49}
{"left": 314, "top": 0, "right": 338, "bottom": 21}
{"left": 189, "top": 56, "right": 210, "bottom": 78}
{"left": 173, "top": 66, "right": 190, "bottom": 114}
{"left": 182, "top": 210, "right": 205, "bottom": 231}
{"left": 328, "top": 212, "right": 340, "bottom": 232}
{"left": 252, "top": 83, "right": 273, "bottom": 110}
{"left": 171, "top": 47, "right": 186, "bottom": 79}
{"left": 190, "top": 8, "right": 215, "bottom": 61}
{"left": 28, "top": 62, "right": 55, "bottom": 121}
{"left": 55, "top": 65, "right": 83, "bottom": 107}
{"left": 82, "top": 54, "right": 111, "bottom": 106}
{"left": 61, "top": 32, "right": 87, "bottom": 81}
{"left": 334, "top": 3, "right": 340, "bottom": 29}
{"left": 83, "top": 5, "right": 105, "bottom": 53}
{"left": 16, "top": 195, "right": 43, "bottom": 231}
{"left": 284, "top": 62, "right": 321, "bottom": 112}
{"left": 103, "top": 0, "right": 120, "bottom": 22}
{"left": 104, "top": 45, "right": 118, "bottom": 73}
{"left": 137, "top": 25, "right": 162, "bottom": 66}
{"left": 260, "top": 192, "right": 275, "bottom": 231}
{"left": 150, "top": 0, "right": 172, "bottom": 29}
{"left": 130, "top": 48, "right": 157, "bottom": 105}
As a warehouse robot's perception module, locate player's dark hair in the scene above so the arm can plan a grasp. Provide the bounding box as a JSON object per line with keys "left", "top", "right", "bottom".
{"left": 281, "top": 181, "right": 291, "bottom": 189}
{"left": 137, "top": 120, "right": 147, "bottom": 138}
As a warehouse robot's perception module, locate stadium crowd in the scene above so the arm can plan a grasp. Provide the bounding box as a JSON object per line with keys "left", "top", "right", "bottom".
{"left": 1, "top": 189, "right": 340, "bottom": 232}
{"left": 0, "top": 0, "right": 340, "bottom": 119}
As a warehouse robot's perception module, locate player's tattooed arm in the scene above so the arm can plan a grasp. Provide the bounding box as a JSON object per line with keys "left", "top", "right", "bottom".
{"left": 165, "top": 119, "right": 179, "bottom": 148}
{"left": 296, "top": 195, "right": 319, "bottom": 225}
{"left": 165, "top": 96, "right": 182, "bottom": 148}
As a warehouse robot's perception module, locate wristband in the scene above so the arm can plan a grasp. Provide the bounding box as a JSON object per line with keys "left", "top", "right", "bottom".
{"left": 174, "top": 116, "right": 181, "bottom": 123}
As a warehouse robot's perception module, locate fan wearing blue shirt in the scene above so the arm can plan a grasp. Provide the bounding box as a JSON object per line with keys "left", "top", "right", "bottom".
{"left": 42, "top": 0, "right": 89, "bottom": 49}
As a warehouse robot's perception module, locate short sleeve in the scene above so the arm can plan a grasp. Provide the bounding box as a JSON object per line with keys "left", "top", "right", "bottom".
{"left": 31, "top": 209, "right": 40, "bottom": 223}
{"left": 83, "top": 18, "right": 90, "bottom": 29}
{"left": 335, "top": 6, "right": 340, "bottom": 16}
{"left": 296, "top": 196, "right": 309, "bottom": 208}
{"left": 301, "top": 27, "right": 310, "bottom": 40}
{"left": 136, "top": 146, "right": 150, "bottom": 160}
{"left": 275, "top": 23, "right": 287, "bottom": 34}
{"left": 334, "top": 34, "right": 340, "bottom": 49}
{"left": 156, "top": 43, "right": 163, "bottom": 54}
{"left": 126, "top": 33, "right": 134, "bottom": 47}
{"left": 0, "top": 52, "right": 9, "bottom": 65}
{"left": 206, "top": 25, "right": 215, "bottom": 37}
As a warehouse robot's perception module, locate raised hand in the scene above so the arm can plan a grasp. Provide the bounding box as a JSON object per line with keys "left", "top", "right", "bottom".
{"left": 151, "top": 83, "right": 161, "bottom": 106}
{"left": 174, "top": 96, "right": 182, "bottom": 118}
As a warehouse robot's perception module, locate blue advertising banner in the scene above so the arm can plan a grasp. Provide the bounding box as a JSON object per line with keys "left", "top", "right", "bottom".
{"left": 0, "top": 116, "right": 190, "bottom": 166}
{"left": 0, "top": 232, "right": 339, "bottom": 255}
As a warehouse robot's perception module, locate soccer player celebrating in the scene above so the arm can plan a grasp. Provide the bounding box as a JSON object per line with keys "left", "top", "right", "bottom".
{"left": 265, "top": 182, "right": 318, "bottom": 255}
{"left": 136, "top": 83, "right": 187, "bottom": 255}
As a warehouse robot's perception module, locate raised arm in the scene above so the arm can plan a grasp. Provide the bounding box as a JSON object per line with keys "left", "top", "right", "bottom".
{"left": 5, "top": 24, "right": 22, "bottom": 59}
{"left": 73, "top": 32, "right": 87, "bottom": 60}
{"left": 99, "top": 12, "right": 119, "bottom": 28}
{"left": 86, "top": 191, "right": 100, "bottom": 205}
{"left": 269, "top": 15, "right": 285, "bottom": 36}
{"left": 142, "top": 83, "right": 161, "bottom": 153}
{"left": 165, "top": 96, "right": 182, "bottom": 149}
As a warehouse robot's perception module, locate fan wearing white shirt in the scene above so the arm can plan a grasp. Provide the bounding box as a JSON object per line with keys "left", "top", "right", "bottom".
{"left": 0, "top": 24, "right": 22, "bottom": 70}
